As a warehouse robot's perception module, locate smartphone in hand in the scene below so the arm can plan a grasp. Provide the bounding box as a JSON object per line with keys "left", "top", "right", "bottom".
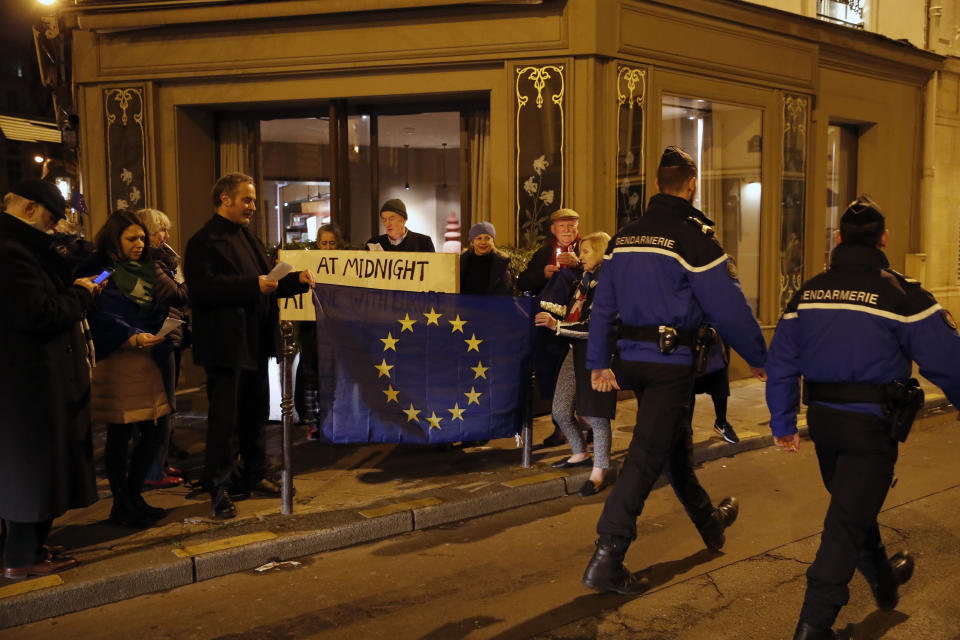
{"left": 92, "top": 269, "right": 113, "bottom": 285}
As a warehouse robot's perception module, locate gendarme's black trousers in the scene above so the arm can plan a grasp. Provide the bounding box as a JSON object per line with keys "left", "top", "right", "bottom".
{"left": 596, "top": 360, "right": 715, "bottom": 541}
{"left": 800, "top": 403, "right": 899, "bottom": 629}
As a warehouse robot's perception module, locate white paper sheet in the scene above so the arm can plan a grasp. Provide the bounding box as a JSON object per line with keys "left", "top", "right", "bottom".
{"left": 154, "top": 316, "right": 184, "bottom": 339}
{"left": 266, "top": 261, "right": 294, "bottom": 282}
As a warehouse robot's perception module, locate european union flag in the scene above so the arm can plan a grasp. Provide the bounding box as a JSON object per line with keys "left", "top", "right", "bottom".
{"left": 312, "top": 284, "right": 535, "bottom": 444}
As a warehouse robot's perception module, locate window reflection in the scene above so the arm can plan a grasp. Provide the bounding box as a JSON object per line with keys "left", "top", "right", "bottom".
{"left": 662, "top": 95, "right": 763, "bottom": 315}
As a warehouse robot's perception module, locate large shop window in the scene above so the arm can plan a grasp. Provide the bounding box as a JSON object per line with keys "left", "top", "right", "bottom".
{"left": 661, "top": 95, "right": 763, "bottom": 315}
{"left": 230, "top": 103, "right": 486, "bottom": 251}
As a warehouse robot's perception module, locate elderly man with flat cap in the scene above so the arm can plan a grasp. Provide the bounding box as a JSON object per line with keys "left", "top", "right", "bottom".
{"left": 518, "top": 208, "right": 584, "bottom": 447}
{"left": 0, "top": 180, "right": 103, "bottom": 579}
{"left": 366, "top": 198, "right": 435, "bottom": 252}
{"left": 580, "top": 146, "right": 767, "bottom": 595}
{"left": 766, "top": 195, "right": 960, "bottom": 639}
{"left": 517, "top": 208, "right": 581, "bottom": 295}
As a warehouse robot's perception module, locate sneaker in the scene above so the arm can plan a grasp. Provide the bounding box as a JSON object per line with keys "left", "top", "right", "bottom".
{"left": 144, "top": 474, "right": 182, "bottom": 489}
{"left": 714, "top": 420, "right": 740, "bottom": 444}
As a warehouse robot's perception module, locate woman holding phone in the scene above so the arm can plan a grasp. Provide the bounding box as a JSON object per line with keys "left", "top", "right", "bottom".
{"left": 76, "top": 210, "right": 174, "bottom": 528}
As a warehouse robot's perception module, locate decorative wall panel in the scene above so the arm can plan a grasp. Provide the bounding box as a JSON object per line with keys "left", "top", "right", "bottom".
{"left": 515, "top": 63, "right": 565, "bottom": 248}
{"left": 104, "top": 87, "right": 148, "bottom": 212}
{"left": 616, "top": 64, "right": 646, "bottom": 230}
{"left": 780, "top": 93, "right": 809, "bottom": 311}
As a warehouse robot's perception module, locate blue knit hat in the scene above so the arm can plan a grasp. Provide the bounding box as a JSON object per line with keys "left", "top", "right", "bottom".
{"left": 468, "top": 221, "right": 496, "bottom": 245}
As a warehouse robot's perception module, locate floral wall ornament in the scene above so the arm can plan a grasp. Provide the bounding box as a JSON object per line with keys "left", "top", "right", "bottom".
{"left": 616, "top": 64, "right": 647, "bottom": 230}
{"left": 104, "top": 86, "right": 148, "bottom": 214}
{"left": 515, "top": 63, "right": 565, "bottom": 248}
{"left": 779, "top": 93, "right": 810, "bottom": 312}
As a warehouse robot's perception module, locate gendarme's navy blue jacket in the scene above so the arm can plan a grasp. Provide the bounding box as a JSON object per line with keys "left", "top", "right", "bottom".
{"left": 766, "top": 243, "right": 960, "bottom": 437}
{"left": 586, "top": 193, "right": 767, "bottom": 371}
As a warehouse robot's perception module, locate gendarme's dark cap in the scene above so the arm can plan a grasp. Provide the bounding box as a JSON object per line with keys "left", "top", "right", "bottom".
{"left": 10, "top": 179, "right": 66, "bottom": 221}
{"left": 659, "top": 145, "right": 696, "bottom": 170}
{"left": 840, "top": 196, "right": 885, "bottom": 229}
{"left": 379, "top": 198, "right": 408, "bottom": 220}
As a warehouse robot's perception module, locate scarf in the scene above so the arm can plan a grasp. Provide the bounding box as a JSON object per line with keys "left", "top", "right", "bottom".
{"left": 111, "top": 258, "right": 156, "bottom": 315}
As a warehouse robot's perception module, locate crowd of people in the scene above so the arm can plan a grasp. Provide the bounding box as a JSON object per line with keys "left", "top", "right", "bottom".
{"left": 4, "top": 146, "right": 960, "bottom": 640}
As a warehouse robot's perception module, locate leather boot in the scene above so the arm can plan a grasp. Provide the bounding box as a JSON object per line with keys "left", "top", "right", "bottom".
{"left": 581, "top": 538, "right": 648, "bottom": 595}
{"left": 698, "top": 496, "right": 739, "bottom": 552}
{"left": 859, "top": 547, "right": 914, "bottom": 611}
{"left": 792, "top": 620, "right": 836, "bottom": 640}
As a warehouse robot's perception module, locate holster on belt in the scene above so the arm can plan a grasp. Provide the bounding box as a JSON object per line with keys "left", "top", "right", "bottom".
{"left": 802, "top": 378, "right": 924, "bottom": 442}
{"left": 694, "top": 326, "right": 718, "bottom": 375}
{"left": 618, "top": 324, "right": 696, "bottom": 355}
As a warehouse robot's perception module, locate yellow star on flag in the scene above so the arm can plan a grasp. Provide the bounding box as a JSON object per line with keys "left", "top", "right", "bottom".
{"left": 398, "top": 314, "right": 416, "bottom": 333}
{"left": 464, "top": 387, "right": 482, "bottom": 405}
{"left": 447, "top": 403, "right": 465, "bottom": 421}
{"left": 449, "top": 315, "right": 467, "bottom": 333}
{"left": 403, "top": 403, "right": 421, "bottom": 423}
{"left": 471, "top": 361, "right": 488, "bottom": 379}
{"left": 424, "top": 307, "right": 442, "bottom": 326}
{"left": 380, "top": 332, "right": 398, "bottom": 351}
{"left": 426, "top": 412, "right": 443, "bottom": 430}
{"left": 464, "top": 333, "right": 483, "bottom": 352}
{"left": 382, "top": 384, "right": 399, "bottom": 404}
{"left": 374, "top": 359, "right": 394, "bottom": 378}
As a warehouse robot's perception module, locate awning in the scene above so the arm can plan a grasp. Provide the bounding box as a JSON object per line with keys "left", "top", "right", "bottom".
{"left": 0, "top": 115, "right": 62, "bottom": 144}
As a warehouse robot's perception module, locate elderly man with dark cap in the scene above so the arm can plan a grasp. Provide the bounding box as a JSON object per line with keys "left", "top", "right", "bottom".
{"left": 580, "top": 146, "right": 767, "bottom": 595}
{"left": 765, "top": 195, "right": 960, "bottom": 639}
{"left": 0, "top": 180, "right": 103, "bottom": 579}
{"left": 366, "top": 198, "right": 435, "bottom": 252}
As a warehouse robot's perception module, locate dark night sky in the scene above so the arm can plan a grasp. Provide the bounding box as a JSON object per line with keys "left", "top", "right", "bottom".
{"left": 2, "top": 0, "right": 54, "bottom": 45}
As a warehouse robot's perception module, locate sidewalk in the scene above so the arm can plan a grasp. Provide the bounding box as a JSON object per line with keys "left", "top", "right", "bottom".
{"left": 0, "top": 377, "right": 949, "bottom": 629}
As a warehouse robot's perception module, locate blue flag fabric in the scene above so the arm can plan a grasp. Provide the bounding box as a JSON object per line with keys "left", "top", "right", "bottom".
{"left": 312, "top": 284, "right": 535, "bottom": 444}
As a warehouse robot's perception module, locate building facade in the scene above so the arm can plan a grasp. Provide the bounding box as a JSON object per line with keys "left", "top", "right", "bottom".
{"left": 53, "top": 0, "right": 947, "bottom": 374}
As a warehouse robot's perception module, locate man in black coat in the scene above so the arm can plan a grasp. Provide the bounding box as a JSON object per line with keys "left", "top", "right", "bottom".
{"left": 365, "top": 198, "right": 436, "bottom": 252}
{"left": 517, "top": 208, "right": 581, "bottom": 295}
{"left": 185, "top": 173, "right": 315, "bottom": 519}
{"left": 0, "top": 180, "right": 102, "bottom": 579}
{"left": 518, "top": 209, "right": 583, "bottom": 447}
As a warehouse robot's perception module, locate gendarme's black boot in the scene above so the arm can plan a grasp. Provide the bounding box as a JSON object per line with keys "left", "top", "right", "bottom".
{"left": 792, "top": 620, "right": 836, "bottom": 640}
{"left": 860, "top": 548, "right": 914, "bottom": 611}
{"left": 698, "top": 496, "right": 739, "bottom": 552}
{"left": 581, "top": 538, "right": 648, "bottom": 595}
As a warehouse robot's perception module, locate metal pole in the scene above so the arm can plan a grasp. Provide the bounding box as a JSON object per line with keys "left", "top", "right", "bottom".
{"left": 522, "top": 372, "right": 534, "bottom": 468}
{"left": 280, "top": 320, "right": 296, "bottom": 514}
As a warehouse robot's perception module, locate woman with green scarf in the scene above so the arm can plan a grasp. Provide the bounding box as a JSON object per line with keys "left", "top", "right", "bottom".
{"left": 76, "top": 210, "right": 175, "bottom": 528}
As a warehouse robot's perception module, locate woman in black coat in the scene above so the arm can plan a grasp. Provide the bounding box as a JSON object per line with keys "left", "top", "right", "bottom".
{"left": 0, "top": 181, "right": 102, "bottom": 579}
{"left": 459, "top": 222, "right": 514, "bottom": 296}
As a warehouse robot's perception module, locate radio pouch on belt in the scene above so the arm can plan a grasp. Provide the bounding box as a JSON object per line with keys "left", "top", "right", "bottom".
{"left": 884, "top": 378, "right": 924, "bottom": 442}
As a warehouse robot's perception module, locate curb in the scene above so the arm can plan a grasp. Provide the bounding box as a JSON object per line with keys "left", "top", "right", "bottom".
{"left": 1, "top": 392, "right": 951, "bottom": 629}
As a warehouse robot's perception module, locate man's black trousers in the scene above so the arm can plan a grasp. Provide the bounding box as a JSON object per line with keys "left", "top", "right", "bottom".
{"left": 203, "top": 362, "right": 270, "bottom": 489}
{"left": 800, "top": 403, "right": 899, "bottom": 629}
{"left": 596, "top": 360, "right": 715, "bottom": 541}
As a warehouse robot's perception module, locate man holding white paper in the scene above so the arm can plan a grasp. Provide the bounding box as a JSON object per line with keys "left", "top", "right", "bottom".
{"left": 185, "top": 173, "right": 316, "bottom": 519}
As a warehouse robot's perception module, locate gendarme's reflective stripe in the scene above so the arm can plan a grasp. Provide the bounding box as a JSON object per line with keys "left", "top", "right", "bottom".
{"left": 796, "top": 302, "right": 941, "bottom": 324}
{"left": 611, "top": 246, "right": 729, "bottom": 273}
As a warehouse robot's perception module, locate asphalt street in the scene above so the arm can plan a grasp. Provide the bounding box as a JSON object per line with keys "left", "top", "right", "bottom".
{"left": 5, "top": 409, "right": 959, "bottom": 640}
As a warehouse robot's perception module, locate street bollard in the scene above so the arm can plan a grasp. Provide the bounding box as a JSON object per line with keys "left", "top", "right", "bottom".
{"left": 522, "top": 371, "right": 534, "bottom": 468}
{"left": 279, "top": 320, "right": 296, "bottom": 515}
